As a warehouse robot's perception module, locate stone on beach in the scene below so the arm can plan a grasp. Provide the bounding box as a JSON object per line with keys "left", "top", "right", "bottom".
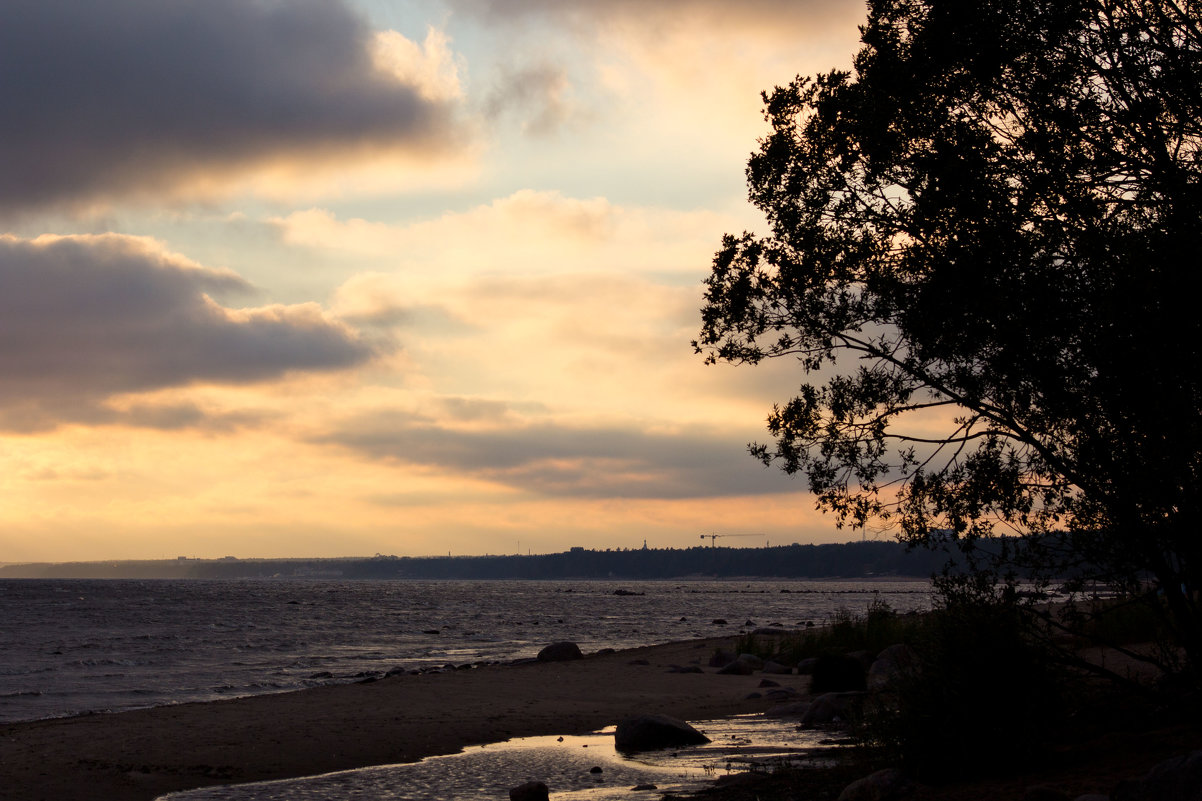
{"left": 716, "top": 659, "right": 756, "bottom": 675}
{"left": 536, "top": 642, "right": 583, "bottom": 662}
{"left": 509, "top": 780, "right": 550, "bottom": 801}
{"left": 764, "top": 701, "right": 811, "bottom": 718}
{"left": 801, "top": 692, "right": 865, "bottom": 728}
{"left": 837, "top": 768, "right": 907, "bottom": 801}
{"left": 736, "top": 653, "right": 764, "bottom": 669}
{"left": 763, "top": 687, "right": 800, "bottom": 701}
{"left": 614, "top": 714, "right": 711, "bottom": 753}
{"left": 867, "top": 644, "right": 917, "bottom": 691}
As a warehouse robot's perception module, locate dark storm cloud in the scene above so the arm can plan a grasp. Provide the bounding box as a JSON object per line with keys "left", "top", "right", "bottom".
{"left": 317, "top": 412, "right": 801, "bottom": 499}
{"left": 0, "top": 234, "right": 374, "bottom": 431}
{"left": 0, "top": 0, "right": 460, "bottom": 211}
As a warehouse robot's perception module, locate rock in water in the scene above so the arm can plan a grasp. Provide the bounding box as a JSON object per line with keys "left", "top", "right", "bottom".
{"left": 764, "top": 701, "right": 811, "bottom": 719}
{"left": 536, "top": 642, "right": 583, "bottom": 662}
{"left": 614, "top": 714, "right": 710, "bottom": 753}
{"left": 801, "top": 692, "right": 865, "bottom": 728}
{"left": 509, "top": 780, "right": 549, "bottom": 801}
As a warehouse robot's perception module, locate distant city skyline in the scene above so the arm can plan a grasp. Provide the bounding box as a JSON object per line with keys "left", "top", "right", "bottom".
{"left": 0, "top": 0, "right": 870, "bottom": 561}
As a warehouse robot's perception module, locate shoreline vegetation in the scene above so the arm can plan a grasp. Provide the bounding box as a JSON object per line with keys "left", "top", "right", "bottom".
{"left": 4, "top": 601, "right": 1197, "bottom": 801}
{"left": 0, "top": 541, "right": 947, "bottom": 581}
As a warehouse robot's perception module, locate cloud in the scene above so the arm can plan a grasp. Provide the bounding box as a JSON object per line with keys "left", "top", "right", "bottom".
{"left": 317, "top": 409, "right": 801, "bottom": 499}
{"left": 329, "top": 272, "right": 480, "bottom": 334}
{"left": 448, "top": 0, "right": 864, "bottom": 158}
{"left": 449, "top": 0, "right": 855, "bottom": 31}
{"left": 0, "top": 1, "right": 467, "bottom": 212}
{"left": 0, "top": 234, "right": 374, "bottom": 431}
{"left": 483, "top": 63, "right": 582, "bottom": 136}
{"left": 451, "top": 0, "right": 861, "bottom": 37}
{"left": 274, "top": 190, "right": 729, "bottom": 276}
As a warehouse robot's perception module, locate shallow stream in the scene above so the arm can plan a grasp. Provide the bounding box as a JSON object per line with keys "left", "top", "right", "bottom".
{"left": 157, "top": 714, "right": 839, "bottom": 801}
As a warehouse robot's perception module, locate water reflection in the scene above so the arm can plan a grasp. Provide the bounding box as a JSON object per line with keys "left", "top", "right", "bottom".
{"left": 158, "top": 715, "right": 840, "bottom": 800}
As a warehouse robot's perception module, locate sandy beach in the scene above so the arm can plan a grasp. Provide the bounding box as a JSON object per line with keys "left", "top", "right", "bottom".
{"left": 1, "top": 636, "right": 781, "bottom": 801}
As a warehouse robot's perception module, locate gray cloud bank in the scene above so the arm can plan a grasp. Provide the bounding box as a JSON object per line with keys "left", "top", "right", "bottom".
{"left": 0, "top": 0, "right": 459, "bottom": 211}
{"left": 0, "top": 234, "right": 373, "bottom": 431}
{"left": 319, "top": 411, "right": 801, "bottom": 500}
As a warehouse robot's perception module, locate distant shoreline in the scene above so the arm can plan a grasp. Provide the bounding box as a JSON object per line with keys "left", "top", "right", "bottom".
{"left": 0, "top": 541, "right": 949, "bottom": 581}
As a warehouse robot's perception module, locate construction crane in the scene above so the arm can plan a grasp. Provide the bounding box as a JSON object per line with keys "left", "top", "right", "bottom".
{"left": 700, "top": 532, "right": 764, "bottom": 547}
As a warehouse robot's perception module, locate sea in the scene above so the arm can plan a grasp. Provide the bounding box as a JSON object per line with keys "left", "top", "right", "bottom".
{"left": 1, "top": 578, "right": 931, "bottom": 800}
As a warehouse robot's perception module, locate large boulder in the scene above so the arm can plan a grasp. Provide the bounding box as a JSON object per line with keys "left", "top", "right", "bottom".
{"left": 837, "top": 768, "right": 907, "bottom": 801}
{"left": 737, "top": 653, "right": 764, "bottom": 669}
{"left": 509, "top": 780, "right": 549, "bottom": 801}
{"left": 867, "top": 644, "right": 918, "bottom": 691}
{"left": 537, "top": 642, "right": 583, "bottom": 662}
{"left": 800, "top": 692, "right": 865, "bottom": 728}
{"left": 614, "top": 714, "right": 711, "bottom": 753}
{"left": 762, "top": 687, "right": 800, "bottom": 702}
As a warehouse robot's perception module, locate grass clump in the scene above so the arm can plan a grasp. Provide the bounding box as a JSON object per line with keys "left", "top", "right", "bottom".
{"left": 734, "top": 597, "right": 926, "bottom": 666}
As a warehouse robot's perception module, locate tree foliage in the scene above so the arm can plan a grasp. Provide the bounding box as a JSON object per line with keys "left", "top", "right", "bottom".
{"left": 696, "top": 0, "right": 1202, "bottom": 670}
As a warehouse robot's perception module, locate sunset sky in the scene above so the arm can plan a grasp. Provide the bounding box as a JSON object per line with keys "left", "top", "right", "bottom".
{"left": 0, "top": 0, "right": 870, "bottom": 562}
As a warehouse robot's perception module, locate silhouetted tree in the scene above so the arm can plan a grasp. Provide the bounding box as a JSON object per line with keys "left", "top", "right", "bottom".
{"left": 696, "top": 0, "right": 1201, "bottom": 671}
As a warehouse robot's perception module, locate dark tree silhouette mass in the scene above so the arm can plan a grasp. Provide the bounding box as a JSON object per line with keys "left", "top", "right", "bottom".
{"left": 696, "top": 0, "right": 1201, "bottom": 671}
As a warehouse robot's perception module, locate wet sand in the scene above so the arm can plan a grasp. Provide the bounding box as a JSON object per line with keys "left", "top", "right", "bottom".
{"left": 1, "top": 636, "right": 787, "bottom": 801}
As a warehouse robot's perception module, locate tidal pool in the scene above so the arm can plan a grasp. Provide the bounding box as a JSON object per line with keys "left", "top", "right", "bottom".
{"left": 157, "top": 714, "right": 842, "bottom": 800}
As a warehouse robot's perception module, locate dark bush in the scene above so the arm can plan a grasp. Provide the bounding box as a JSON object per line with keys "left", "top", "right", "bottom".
{"left": 734, "top": 598, "right": 925, "bottom": 666}
{"left": 860, "top": 580, "right": 1063, "bottom": 781}
{"left": 811, "top": 654, "right": 868, "bottom": 694}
